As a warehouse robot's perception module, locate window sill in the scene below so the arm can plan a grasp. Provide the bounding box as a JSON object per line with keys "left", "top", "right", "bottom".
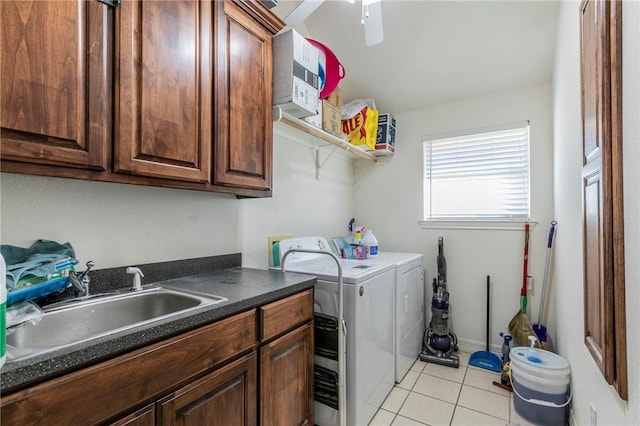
{"left": 418, "top": 220, "right": 537, "bottom": 231}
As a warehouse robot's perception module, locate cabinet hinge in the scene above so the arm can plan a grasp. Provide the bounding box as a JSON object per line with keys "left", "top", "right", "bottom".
{"left": 97, "top": 0, "right": 121, "bottom": 7}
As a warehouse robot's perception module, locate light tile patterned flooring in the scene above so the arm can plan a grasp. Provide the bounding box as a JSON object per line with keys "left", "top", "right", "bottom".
{"left": 369, "top": 351, "right": 535, "bottom": 426}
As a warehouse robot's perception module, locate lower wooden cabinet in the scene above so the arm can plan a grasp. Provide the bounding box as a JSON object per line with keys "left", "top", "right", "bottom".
{"left": 260, "top": 322, "right": 314, "bottom": 426}
{"left": 111, "top": 404, "right": 156, "bottom": 426}
{"left": 158, "top": 352, "right": 257, "bottom": 426}
{"left": 0, "top": 289, "right": 314, "bottom": 426}
{"left": 260, "top": 288, "right": 314, "bottom": 426}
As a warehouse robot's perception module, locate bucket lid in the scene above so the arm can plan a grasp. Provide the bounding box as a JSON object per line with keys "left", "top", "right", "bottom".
{"left": 510, "top": 346, "right": 570, "bottom": 372}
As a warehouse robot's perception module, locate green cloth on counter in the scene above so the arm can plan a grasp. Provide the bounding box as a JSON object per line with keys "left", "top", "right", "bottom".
{"left": 1, "top": 240, "right": 76, "bottom": 289}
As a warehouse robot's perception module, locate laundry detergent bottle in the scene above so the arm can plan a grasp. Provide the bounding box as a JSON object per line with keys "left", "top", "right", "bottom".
{"left": 362, "top": 230, "right": 379, "bottom": 257}
{"left": 1, "top": 254, "right": 6, "bottom": 368}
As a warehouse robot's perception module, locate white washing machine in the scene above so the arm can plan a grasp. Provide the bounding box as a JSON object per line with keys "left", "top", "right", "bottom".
{"left": 375, "top": 252, "right": 425, "bottom": 382}
{"left": 278, "top": 237, "right": 396, "bottom": 426}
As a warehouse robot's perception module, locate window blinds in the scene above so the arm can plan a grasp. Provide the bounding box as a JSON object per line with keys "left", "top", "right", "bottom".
{"left": 423, "top": 122, "right": 530, "bottom": 220}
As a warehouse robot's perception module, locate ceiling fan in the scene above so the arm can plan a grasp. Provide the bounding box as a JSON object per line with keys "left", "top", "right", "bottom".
{"left": 283, "top": 0, "right": 384, "bottom": 47}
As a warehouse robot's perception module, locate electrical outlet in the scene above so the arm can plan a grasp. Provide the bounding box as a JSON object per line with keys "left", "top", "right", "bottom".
{"left": 590, "top": 402, "right": 597, "bottom": 426}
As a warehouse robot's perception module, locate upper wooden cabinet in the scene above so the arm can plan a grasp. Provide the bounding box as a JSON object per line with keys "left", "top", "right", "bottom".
{"left": 114, "top": 0, "right": 212, "bottom": 182}
{"left": 0, "top": 0, "right": 283, "bottom": 197}
{"left": 213, "top": 0, "right": 273, "bottom": 190}
{"left": 0, "top": 0, "right": 111, "bottom": 170}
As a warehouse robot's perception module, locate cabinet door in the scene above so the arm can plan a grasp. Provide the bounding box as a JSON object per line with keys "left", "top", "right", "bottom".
{"left": 109, "top": 403, "right": 155, "bottom": 426}
{"left": 260, "top": 322, "right": 314, "bottom": 426}
{"left": 157, "top": 352, "right": 257, "bottom": 426}
{"left": 114, "top": 0, "right": 212, "bottom": 182}
{"left": 214, "top": 1, "right": 273, "bottom": 190}
{"left": 1, "top": 0, "right": 110, "bottom": 170}
{"left": 580, "top": 0, "right": 627, "bottom": 399}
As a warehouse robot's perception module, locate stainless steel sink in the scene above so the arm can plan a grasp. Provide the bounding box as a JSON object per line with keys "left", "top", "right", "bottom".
{"left": 5, "top": 286, "right": 227, "bottom": 362}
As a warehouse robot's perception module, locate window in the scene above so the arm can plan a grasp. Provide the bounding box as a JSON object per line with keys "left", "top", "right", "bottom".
{"left": 423, "top": 121, "right": 530, "bottom": 222}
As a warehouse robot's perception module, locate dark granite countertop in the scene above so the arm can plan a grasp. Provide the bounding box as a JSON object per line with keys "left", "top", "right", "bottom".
{"left": 1, "top": 255, "right": 315, "bottom": 394}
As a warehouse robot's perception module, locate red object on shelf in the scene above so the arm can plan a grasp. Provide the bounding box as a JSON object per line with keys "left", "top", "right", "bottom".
{"left": 306, "top": 38, "right": 345, "bottom": 99}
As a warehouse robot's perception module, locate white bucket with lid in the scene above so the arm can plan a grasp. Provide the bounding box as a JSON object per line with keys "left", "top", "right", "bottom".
{"left": 510, "top": 340, "right": 571, "bottom": 426}
{"left": 510, "top": 345, "right": 571, "bottom": 393}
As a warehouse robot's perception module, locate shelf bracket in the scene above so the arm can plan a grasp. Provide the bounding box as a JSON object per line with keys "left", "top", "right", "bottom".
{"left": 313, "top": 145, "right": 338, "bottom": 180}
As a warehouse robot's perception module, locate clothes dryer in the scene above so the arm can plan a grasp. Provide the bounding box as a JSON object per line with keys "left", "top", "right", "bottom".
{"left": 374, "top": 252, "right": 425, "bottom": 382}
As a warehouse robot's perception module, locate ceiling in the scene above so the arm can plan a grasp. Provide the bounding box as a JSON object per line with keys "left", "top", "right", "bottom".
{"left": 271, "top": 0, "right": 560, "bottom": 114}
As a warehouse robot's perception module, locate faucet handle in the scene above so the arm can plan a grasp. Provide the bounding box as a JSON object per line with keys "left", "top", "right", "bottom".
{"left": 126, "top": 267, "right": 144, "bottom": 291}
{"left": 69, "top": 260, "right": 94, "bottom": 297}
{"left": 77, "top": 260, "right": 95, "bottom": 283}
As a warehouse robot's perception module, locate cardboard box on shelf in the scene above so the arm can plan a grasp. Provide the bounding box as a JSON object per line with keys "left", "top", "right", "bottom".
{"left": 273, "top": 29, "right": 320, "bottom": 118}
{"left": 374, "top": 113, "right": 396, "bottom": 156}
{"left": 321, "top": 101, "right": 342, "bottom": 137}
{"left": 326, "top": 86, "right": 342, "bottom": 110}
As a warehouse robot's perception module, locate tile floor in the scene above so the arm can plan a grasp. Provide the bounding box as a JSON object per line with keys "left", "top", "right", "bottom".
{"left": 369, "top": 351, "right": 535, "bottom": 426}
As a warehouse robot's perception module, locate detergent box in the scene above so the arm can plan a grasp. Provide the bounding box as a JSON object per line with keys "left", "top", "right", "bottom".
{"left": 374, "top": 113, "right": 396, "bottom": 156}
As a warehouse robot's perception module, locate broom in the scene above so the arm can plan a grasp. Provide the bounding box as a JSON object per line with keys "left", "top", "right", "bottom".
{"left": 508, "top": 223, "right": 536, "bottom": 347}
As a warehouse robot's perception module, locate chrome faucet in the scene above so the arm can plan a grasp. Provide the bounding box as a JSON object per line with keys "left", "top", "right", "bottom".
{"left": 69, "top": 260, "right": 95, "bottom": 297}
{"left": 126, "top": 267, "right": 145, "bottom": 291}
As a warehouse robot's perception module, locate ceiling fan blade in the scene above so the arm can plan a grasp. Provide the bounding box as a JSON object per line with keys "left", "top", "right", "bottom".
{"left": 363, "top": 0, "right": 383, "bottom": 46}
{"left": 284, "top": 0, "right": 326, "bottom": 28}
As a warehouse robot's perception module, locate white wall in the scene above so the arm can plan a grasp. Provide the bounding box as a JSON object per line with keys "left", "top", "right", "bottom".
{"left": 239, "top": 126, "right": 355, "bottom": 269}
{"left": 0, "top": 127, "right": 353, "bottom": 273}
{"left": 553, "top": 1, "right": 640, "bottom": 425}
{"left": 0, "top": 175, "right": 240, "bottom": 269}
{"left": 353, "top": 84, "right": 555, "bottom": 352}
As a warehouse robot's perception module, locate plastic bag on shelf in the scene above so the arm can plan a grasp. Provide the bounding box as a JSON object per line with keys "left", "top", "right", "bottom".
{"left": 341, "top": 98, "right": 379, "bottom": 151}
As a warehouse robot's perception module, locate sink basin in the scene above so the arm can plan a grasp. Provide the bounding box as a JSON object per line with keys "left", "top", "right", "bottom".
{"left": 5, "top": 287, "right": 227, "bottom": 362}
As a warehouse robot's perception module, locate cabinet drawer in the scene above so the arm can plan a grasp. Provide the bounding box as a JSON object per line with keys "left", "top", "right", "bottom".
{"left": 1, "top": 310, "right": 257, "bottom": 425}
{"left": 261, "top": 289, "right": 313, "bottom": 341}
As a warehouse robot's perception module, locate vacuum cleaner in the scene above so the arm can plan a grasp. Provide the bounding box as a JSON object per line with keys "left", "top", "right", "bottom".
{"left": 419, "top": 237, "right": 460, "bottom": 368}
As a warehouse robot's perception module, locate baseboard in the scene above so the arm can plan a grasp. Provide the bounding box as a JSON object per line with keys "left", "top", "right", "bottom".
{"left": 456, "top": 337, "right": 502, "bottom": 355}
